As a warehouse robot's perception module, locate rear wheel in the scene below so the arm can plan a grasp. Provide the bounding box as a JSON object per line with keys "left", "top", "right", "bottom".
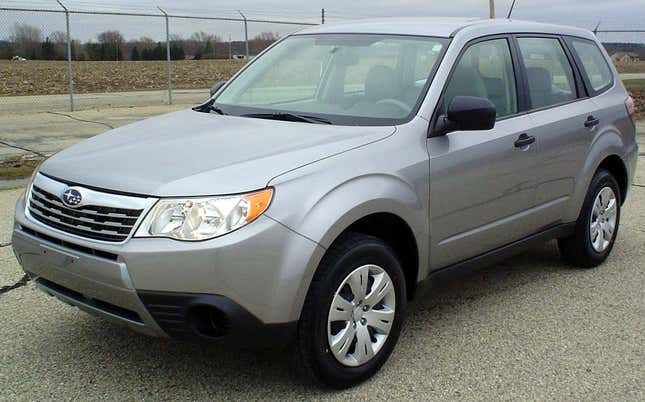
{"left": 558, "top": 169, "right": 621, "bottom": 268}
{"left": 294, "top": 233, "right": 406, "bottom": 388}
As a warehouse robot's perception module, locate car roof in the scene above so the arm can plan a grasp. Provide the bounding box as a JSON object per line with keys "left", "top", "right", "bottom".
{"left": 295, "top": 17, "right": 595, "bottom": 40}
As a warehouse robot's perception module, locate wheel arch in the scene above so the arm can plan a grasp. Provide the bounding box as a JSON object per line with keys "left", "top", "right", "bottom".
{"left": 329, "top": 212, "right": 421, "bottom": 300}
{"left": 565, "top": 131, "right": 630, "bottom": 222}
{"left": 277, "top": 174, "right": 429, "bottom": 320}
{"left": 596, "top": 155, "right": 628, "bottom": 204}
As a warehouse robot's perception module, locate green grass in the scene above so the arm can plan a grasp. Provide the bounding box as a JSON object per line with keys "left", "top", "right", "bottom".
{"left": 0, "top": 157, "right": 41, "bottom": 180}
{"left": 624, "top": 79, "right": 645, "bottom": 91}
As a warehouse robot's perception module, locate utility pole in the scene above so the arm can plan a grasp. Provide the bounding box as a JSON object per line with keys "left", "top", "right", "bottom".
{"left": 321, "top": 8, "right": 325, "bottom": 24}
{"left": 489, "top": 0, "right": 495, "bottom": 19}
{"left": 158, "top": 7, "right": 172, "bottom": 105}
{"left": 228, "top": 34, "right": 232, "bottom": 59}
{"left": 238, "top": 10, "right": 249, "bottom": 60}
{"left": 56, "top": 0, "right": 74, "bottom": 111}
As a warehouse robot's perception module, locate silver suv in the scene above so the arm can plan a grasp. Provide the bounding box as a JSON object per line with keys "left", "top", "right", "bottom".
{"left": 12, "top": 18, "right": 638, "bottom": 388}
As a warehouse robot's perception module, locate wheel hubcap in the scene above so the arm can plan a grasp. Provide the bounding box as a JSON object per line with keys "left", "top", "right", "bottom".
{"left": 327, "top": 264, "right": 396, "bottom": 367}
{"left": 589, "top": 186, "right": 617, "bottom": 253}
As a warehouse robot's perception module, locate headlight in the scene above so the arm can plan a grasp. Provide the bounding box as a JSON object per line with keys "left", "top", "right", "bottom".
{"left": 134, "top": 188, "right": 273, "bottom": 241}
{"left": 23, "top": 161, "right": 45, "bottom": 209}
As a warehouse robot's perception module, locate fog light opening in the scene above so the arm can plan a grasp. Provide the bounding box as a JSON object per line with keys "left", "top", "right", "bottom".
{"left": 188, "top": 305, "right": 229, "bottom": 338}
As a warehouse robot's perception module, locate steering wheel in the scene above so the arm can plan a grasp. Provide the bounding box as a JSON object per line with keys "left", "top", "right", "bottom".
{"left": 375, "top": 98, "right": 412, "bottom": 114}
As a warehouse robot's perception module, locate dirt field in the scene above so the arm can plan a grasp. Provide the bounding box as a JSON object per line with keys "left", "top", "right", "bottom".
{"left": 2, "top": 59, "right": 644, "bottom": 97}
{"left": 624, "top": 79, "right": 645, "bottom": 119}
{"left": 0, "top": 60, "right": 245, "bottom": 96}
{"left": 615, "top": 61, "right": 645, "bottom": 74}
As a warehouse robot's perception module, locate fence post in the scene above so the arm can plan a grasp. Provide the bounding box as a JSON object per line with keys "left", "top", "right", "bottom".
{"left": 56, "top": 0, "right": 74, "bottom": 111}
{"left": 158, "top": 7, "right": 172, "bottom": 105}
{"left": 238, "top": 10, "right": 249, "bottom": 59}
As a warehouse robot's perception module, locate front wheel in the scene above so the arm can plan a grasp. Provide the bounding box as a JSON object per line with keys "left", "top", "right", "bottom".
{"left": 558, "top": 169, "right": 621, "bottom": 268}
{"left": 294, "top": 233, "right": 406, "bottom": 388}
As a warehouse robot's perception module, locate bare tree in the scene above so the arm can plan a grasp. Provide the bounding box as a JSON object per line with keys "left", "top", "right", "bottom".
{"left": 97, "top": 30, "right": 125, "bottom": 45}
{"left": 189, "top": 31, "right": 221, "bottom": 59}
{"left": 138, "top": 36, "right": 156, "bottom": 48}
{"left": 169, "top": 34, "right": 184, "bottom": 42}
{"left": 10, "top": 23, "right": 43, "bottom": 58}
{"left": 251, "top": 32, "right": 280, "bottom": 54}
{"left": 97, "top": 30, "right": 125, "bottom": 61}
{"left": 190, "top": 31, "right": 221, "bottom": 44}
{"left": 49, "top": 31, "right": 67, "bottom": 45}
{"left": 48, "top": 30, "right": 68, "bottom": 59}
{"left": 254, "top": 32, "right": 280, "bottom": 42}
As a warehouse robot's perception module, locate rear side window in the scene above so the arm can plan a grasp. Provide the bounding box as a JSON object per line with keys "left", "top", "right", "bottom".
{"left": 570, "top": 39, "right": 613, "bottom": 93}
{"left": 517, "top": 37, "right": 577, "bottom": 109}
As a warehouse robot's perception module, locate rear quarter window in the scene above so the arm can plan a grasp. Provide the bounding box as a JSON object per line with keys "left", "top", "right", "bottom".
{"left": 570, "top": 39, "right": 613, "bottom": 94}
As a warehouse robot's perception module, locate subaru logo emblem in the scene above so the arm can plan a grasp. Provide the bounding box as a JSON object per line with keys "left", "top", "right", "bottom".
{"left": 61, "top": 188, "right": 83, "bottom": 207}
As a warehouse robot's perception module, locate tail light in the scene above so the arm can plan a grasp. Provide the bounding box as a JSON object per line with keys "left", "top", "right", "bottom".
{"left": 626, "top": 96, "right": 637, "bottom": 125}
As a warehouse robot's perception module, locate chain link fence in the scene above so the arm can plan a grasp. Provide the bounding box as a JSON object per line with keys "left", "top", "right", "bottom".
{"left": 0, "top": 3, "right": 318, "bottom": 112}
{"left": 2, "top": 3, "right": 644, "bottom": 114}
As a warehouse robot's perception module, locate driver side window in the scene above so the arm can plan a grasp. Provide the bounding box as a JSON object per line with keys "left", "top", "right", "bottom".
{"left": 443, "top": 39, "right": 518, "bottom": 118}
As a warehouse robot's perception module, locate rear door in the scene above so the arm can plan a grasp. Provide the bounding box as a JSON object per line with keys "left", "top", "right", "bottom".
{"left": 516, "top": 35, "right": 596, "bottom": 226}
{"left": 428, "top": 36, "right": 543, "bottom": 269}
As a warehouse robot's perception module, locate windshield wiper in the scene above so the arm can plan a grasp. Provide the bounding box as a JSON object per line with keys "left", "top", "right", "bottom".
{"left": 242, "top": 112, "right": 332, "bottom": 125}
{"left": 192, "top": 99, "right": 227, "bottom": 115}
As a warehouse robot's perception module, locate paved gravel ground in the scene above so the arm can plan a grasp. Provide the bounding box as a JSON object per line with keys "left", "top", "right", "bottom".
{"left": 0, "top": 105, "right": 187, "bottom": 160}
{"left": 0, "top": 133, "right": 643, "bottom": 400}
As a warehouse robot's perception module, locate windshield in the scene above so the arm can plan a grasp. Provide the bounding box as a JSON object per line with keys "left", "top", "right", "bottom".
{"left": 214, "top": 34, "right": 449, "bottom": 125}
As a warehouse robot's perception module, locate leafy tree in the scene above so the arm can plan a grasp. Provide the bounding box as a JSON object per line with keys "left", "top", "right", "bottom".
{"left": 152, "top": 42, "right": 164, "bottom": 60}
{"left": 141, "top": 47, "right": 152, "bottom": 60}
{"left": 171, "top": 43, "right": 185, "bottom": 60}
{"left": 97, "top": 30, "right": 125, "bottom": 61}
{"left": 130, "top": 46, "right": 140, "bottom": 61}
{"left": 40, "top": 37, "right": 55, "bottom": 60}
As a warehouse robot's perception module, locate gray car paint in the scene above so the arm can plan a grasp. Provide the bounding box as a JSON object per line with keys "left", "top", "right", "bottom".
{"left": 12, "top": 18, "right": 638, "bottom": 337}
{"left": 40, "top": 109, "right": 395, "bottom": 196}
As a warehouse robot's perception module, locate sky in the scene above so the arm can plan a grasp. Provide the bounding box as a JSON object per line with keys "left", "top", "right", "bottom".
{"left": 1, "top": 0, "right": 644, "bottom": 43}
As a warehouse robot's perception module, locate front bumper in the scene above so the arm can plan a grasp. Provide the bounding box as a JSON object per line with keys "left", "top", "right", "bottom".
{"left": 13, "top": 193, "right": 323, "bottom": 345}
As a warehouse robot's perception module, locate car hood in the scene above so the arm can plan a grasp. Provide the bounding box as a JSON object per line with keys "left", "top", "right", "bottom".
{"left": 40, "top": 109, "right": 395, "bottom": 196}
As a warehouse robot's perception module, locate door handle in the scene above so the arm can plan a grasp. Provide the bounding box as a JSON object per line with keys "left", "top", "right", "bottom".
{"left": 514, "top": 133, "right": 535, "bottom": 148}
{"left": 584, "top": 115, "right": 600, "bottom": 128}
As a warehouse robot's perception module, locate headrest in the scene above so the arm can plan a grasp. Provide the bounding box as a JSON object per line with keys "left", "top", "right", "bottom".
{"left": 526, "top": 67, "right": 552, "bottom": 93}
{"left": 364, "top": 65, "right": 400, "bottom": 101}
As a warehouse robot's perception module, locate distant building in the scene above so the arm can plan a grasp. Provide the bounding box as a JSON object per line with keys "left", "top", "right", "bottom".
{"left": 611, "top": 52, "right": 640, "bottom": 63}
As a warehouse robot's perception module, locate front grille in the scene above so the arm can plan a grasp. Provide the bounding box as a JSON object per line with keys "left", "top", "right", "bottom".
{"left": 28, "top": 184, "right": 143, "bottom": 242}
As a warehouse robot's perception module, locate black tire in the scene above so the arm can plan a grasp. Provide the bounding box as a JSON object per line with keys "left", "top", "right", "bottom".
{"left": 294, "top": 232, "right": 407, "bottom": 389}
{"left": 558, "top": 169, "right": 621, "bottom": 268}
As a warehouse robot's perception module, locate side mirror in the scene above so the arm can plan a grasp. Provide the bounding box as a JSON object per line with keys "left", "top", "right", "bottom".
{"left": 210, "top": 80, "right": 227, "bottom": 97}
{"left": 433, "top": 96, "right": 496, "bottom": 136}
